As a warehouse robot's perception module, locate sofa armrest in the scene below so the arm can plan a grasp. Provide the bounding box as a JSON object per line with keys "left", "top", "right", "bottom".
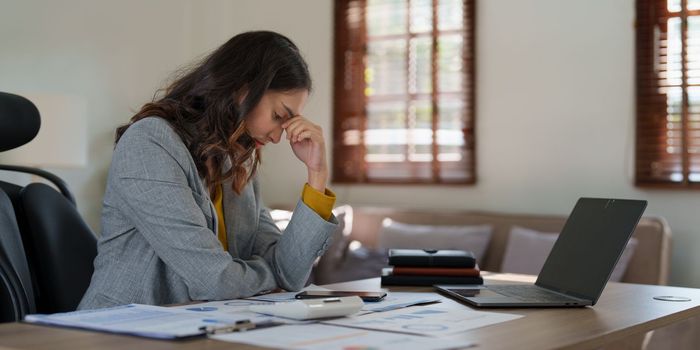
{"left": 623, "top": 216, "right": 671, "bottom": 285}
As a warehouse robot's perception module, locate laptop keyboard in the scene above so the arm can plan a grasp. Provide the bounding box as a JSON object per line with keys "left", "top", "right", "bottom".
{"left": 485, "top": 285, "right": 574, "bottom": 302}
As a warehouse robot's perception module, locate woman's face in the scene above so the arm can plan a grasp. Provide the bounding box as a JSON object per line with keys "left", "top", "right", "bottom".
{"left": 245, "top": 89, "right": 309, "bottom": 149}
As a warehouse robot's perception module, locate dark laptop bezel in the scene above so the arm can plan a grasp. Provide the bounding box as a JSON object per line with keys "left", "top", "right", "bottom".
{"left": 434, "top": 197, "right": 647, "bottom": 308}
{"left": 533, "top": 198, "right": 647, "bottom": 305}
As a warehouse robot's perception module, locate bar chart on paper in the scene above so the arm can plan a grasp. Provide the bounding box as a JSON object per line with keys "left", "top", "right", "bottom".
{"left": 322, "top": 306, "right": 522, "bottom": 336}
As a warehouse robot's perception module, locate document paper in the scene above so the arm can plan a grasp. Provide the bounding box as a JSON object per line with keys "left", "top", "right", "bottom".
{"left": 24, "top": 304, "right": 252, "bottom": 339}
{"left": 212, "top": 323, "right": 475, "bottom": 350}
{"left": 323, "top": 305, "right": 523, "bottom": 337}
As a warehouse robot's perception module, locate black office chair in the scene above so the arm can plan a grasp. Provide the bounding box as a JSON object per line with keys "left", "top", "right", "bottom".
{"left": 0, "top": 91, "right": 96, "bottom": 314}
{"left": 0, "top": 189, "right": 36, "bottom": 322}
{"left": 21, "top": 183, "right": 97, "bottom": 313}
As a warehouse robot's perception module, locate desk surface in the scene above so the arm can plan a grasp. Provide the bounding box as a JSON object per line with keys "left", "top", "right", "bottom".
{"left": 1, "top": 273, "right": 699, "bottom": 350}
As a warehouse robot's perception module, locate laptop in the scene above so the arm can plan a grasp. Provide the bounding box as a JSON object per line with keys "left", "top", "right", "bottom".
{"left": 435, "top": 198, "right": 647, "bottom": 307}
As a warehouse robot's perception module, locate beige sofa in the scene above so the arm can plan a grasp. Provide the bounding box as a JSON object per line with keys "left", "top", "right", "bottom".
{"left": 343, "top": 207, "right": 672, "bottom": 285}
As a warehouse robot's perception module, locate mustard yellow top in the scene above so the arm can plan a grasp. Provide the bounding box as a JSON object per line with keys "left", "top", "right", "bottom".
{"left": 300, "top": 183, "right": 336, "bottom": 221}
{"left": 213, "top": 183, "right": 336, "bottom": 251}
{"left": 212, "top": 185, "right": 228, "bottom": 251}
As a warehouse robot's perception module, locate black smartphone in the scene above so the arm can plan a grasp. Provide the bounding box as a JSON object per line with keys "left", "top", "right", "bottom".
{"left": 294, "top": 290, "right": 387, "bottom": 302}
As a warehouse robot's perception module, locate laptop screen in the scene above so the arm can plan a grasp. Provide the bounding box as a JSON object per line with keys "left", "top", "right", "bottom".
{"left": 535, "top": 198, "right": 647, "bottom": 302}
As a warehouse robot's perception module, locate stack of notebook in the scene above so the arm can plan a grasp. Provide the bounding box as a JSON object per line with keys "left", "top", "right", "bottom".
{"left": 381, "top": 249, "right": 484, "bottom": 286}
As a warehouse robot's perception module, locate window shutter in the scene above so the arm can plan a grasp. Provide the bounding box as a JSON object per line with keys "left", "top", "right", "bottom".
{"left": 636, "top": 0, "right": 700, "bottom": 186}
{"left": 333, "top": 0, "right": 475, "bottom": 184}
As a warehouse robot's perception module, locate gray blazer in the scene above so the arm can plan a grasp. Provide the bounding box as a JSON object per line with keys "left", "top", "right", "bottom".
{"left": 78, "top": 117, "right": 337, "bottom": 310}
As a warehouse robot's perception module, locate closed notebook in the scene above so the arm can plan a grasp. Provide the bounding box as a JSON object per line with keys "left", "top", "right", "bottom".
{"left": 388, "top": 249, "right": 476, "bottom": 268}
{"left": 391, "top": 265, "right": 480, "bottom": 277}
{"left": 381, "top": 268, "right": 483, "bottom": 286}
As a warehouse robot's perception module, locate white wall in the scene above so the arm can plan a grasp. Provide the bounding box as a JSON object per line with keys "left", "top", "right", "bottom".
{"left": 0, "top": 0, "right": 194, "bottom": 229}
{"left": 2, "top": 0, "right": 699, "bottom": 288}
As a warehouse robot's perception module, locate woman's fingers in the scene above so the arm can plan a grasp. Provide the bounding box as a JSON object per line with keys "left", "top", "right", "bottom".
{"left": 283, "top": 118, "right": 303, "bottom": 140}
{"left": 292, "top": 128, "right": 318, "bottom": 143}
{"left": 281, "top": 117, "right": 304, "bottom": 133}
{"left": 296, "top": 130, "right": 316, "bottom": 143}
{"left": 285, "top": 116, "right": 328, "bottom": 173}
{"left": 284, "top": 118, "right": 312, "bottom": 139}
{"left": 284, "top": 117, "right": 321, "bottom": 143}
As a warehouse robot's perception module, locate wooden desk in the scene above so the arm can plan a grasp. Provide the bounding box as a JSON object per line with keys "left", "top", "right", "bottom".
{"left": 1, "top": 274, "right": 699, "bottom": 350}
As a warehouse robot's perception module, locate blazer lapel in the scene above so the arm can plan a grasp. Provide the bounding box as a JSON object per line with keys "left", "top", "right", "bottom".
{"left": 222, "top": 180, "right": 257, "bottom": 258}
{"left": 197, "top": 176, "right": 217, "bottom": 234}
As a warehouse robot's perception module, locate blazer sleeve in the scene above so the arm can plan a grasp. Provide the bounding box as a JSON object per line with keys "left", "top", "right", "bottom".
{"left": 250, "top": 178, "right": 338, "bottom": 291}
{"left": 110, "top": 123, "right": 279, "bottom": 301}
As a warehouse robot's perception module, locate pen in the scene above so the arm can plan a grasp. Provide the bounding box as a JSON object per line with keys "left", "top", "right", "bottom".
{"left": 199, "top": 319, "right": 283, "bottom": 334}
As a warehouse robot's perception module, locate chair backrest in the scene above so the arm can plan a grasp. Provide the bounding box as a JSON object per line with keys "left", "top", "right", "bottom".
{"left": 0, "top": 189, "right": 36, "bottom": 321}
{"left": 20, "top": 183, "right": 97, "bottom": 313}
{"left": 0, "top": 91, "right": 40, "bottom": 152}
{"left": 0, "top": 91, "right": 76, "bottom": 207}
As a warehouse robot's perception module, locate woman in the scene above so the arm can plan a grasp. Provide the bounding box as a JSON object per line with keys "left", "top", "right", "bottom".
{"left": 78, "top": 31, "right": 337, "bottom": 309}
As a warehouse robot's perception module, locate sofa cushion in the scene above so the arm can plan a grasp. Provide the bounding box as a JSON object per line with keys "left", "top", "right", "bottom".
{"left": 377, "top": 219, "right": 492, "bottom": 263}
{"left": 501, "top": 226, "right": 638, "bottom": 282}
{"left": 269, "top": 209, "right": 294, "bottom": 230}
{"left": 314, "top": 246, "right": 388, "bottom": 284}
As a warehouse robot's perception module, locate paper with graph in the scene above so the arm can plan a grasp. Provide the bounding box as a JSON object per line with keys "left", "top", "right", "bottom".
{"left": 322, "top": 305, "right": 522, "bottom": 337}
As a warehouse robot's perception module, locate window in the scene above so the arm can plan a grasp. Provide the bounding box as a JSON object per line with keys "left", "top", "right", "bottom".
{"left": 333, "top": 0, "right": 475, "bottom": 184}
{"left": 636, "top": 0, "right": 700, "bottom": 186}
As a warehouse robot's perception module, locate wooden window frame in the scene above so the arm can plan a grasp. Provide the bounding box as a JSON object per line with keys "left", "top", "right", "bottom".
{"left": 332, "top": 0, "right": 476, "bottom": 185}
{"left": 636, "top": 0, "right": 700, "bottom": 188}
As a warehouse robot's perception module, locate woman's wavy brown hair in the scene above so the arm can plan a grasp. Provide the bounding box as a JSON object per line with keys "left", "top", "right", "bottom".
{"left": 114, "top": 31, "right": 311, "bottom": 196}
